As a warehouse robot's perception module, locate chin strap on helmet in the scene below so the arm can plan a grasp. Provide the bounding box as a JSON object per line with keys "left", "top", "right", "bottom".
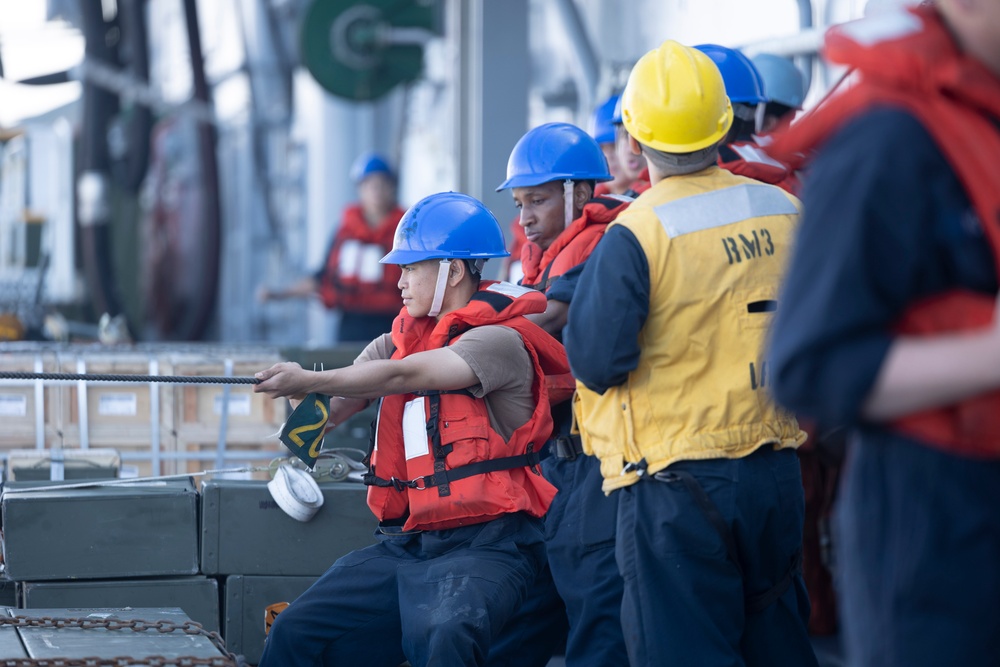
{"left": 754, "top": 101, "right": 767, "bottom": 136}
{"left": 428, "top": 259, "right": 452, "bottom": 317}
{"left": 563, "top": 179, "right": 574, "bottom": 228}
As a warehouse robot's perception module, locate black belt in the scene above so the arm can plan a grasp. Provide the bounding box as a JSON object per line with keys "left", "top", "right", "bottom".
{"left": 549, "top": 434, "right": 584, "bottom": 460}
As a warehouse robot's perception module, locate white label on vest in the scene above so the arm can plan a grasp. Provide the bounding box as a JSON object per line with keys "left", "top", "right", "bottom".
{"left": 338, "top": 240, "right": 361, "bottom": 278}
{"left": 506, "top": 261, "right": 524, "bottom": 285}
{"left": 0, "top": 394, "right": 27, "bottom": 416}
{"left": 338, "top": 241, "right": 385, "bottom": 281}
{"left": 403, "top": 397, "right": 429, "bottom": 460}
{"left": 99, "top": 393, "right": 137, "bottom": 416}
{"left": 487, "top": 281, "right": 533, "bottom": 298}
{"left": 358, "top": 244, "right": 385, "bottom": 282}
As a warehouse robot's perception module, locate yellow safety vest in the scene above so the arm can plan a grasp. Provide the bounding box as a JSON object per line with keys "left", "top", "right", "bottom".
{"left": 574, "top": 166, "right": 806, "bottom": 493}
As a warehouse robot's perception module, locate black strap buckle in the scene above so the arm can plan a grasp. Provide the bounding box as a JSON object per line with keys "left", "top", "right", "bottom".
{"left": 551, "top": 435, "right": 583, "bottom": 461}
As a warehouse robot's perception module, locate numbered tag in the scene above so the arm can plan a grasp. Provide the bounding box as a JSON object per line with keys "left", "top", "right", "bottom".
{"left": 279, "top": 393, "right": 331, "bottom": 468}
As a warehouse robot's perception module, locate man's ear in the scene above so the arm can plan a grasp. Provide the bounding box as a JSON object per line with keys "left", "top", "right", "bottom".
{"left": 628, "top": 135, "right": 642, "bottom": 156}
{"left": 574, "top": 181, "right": 592, "bottom": 210}
{"left": 448, "top": 259, "right": 466, "bottom": 287}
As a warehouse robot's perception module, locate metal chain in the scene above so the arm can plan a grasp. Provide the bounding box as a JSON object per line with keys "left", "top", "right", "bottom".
{"left": 0, "top": 372, "right": 258, "bottom": 385}
{"left": 0, "top": 615, "right": 240, "bottom": 667}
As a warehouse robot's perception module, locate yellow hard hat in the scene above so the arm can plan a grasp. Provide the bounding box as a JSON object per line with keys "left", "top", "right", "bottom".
{"left": 621, "top": 40, "right": 734, "bottom": 154}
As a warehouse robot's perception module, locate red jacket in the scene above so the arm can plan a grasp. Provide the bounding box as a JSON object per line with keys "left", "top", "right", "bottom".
{"left": 629, "top": 167, "right": 651, "bottom": 196}
{"left": 520, "top": 195, "right": 632, "bottom": 292}
{"left": 317, "top": 204, "right": 404, "bottom": 314}
{"left": 500, "top": 216, "right": 528, "bottom": 283}
{"left": 770, "top": 5, "right": 1000, "bottom": 457}
{"left": 718, "top": 141, "right": 800, "bottom": 195}
{"left": 365, "top": 282, "right": 570, "bottom": 531}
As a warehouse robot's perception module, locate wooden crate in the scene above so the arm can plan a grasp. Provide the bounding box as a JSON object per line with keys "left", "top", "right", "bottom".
{"left": 55, "top": 352, "right": 173, "bottom": 450}
{"left": 0, "top": 350, "right": 62, "bottom": 450}
{"left": 166, "top": 352, "right": 283, "bottom": 438}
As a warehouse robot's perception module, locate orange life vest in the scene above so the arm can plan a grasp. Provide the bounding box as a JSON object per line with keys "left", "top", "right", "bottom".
{"left": 520, "top": 195, "right": 632, "bottom": 292}
{"left": 501, "top": 215, "right": 528, "bottom": 283}
{"left": 769, "top": 5, "right": 1000, "bottom": 457}
{"left": 317, "top": 204, "right": 404, "bottom": 314}
{"left": 364, "top": 282, "right": 570, "bottom": 531}
{"left": 629, "top": 167, "right": 651, "bottom": 196}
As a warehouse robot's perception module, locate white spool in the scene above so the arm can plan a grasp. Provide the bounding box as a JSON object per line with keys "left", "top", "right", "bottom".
{"left": 267, "top": 465, "right": 325, "bottom": 522}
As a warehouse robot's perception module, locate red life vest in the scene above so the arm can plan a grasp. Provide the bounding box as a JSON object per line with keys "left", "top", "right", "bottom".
{"left": 364, "top": 282, "right": 570, "bottom": 531}
{"left": 769, "top": 5, "right": 1000, "bottom": 457}
{"left": 520, "top": 195, "right": 632, "bottom": 292}
{"left": 718, "top": 141, "right": 800, "bottom": 195}
{"left": 629, "top": 167, "right": 651, "bottom": 196}
{"left": 317, "top": 204, "right": 405, "bottom": 314}
{"left": 501, "top": 215, "right": 528, "bottom": 283}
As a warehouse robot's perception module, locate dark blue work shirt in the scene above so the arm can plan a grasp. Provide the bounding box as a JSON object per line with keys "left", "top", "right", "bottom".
{"left": 546, "top": 264, "right": 583, "bottom": 305}
{"left": 564, "top": 224, "right": 650, "bottom": 395}
{"left": 768, "top": 107, "right": 996, "bottom": 431}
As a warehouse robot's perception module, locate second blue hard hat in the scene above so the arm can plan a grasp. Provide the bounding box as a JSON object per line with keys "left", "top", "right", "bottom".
{"left": 496, "top": 122, "right": 612, "bottom": 191}
{"left": 589, "top": 94, "right": 620, "bottom": 145}
{"left": 381, "top": 192, "right": 509, "bottom": 265}
{"left": 694, "top": 44, "right": 767, "bottom": 105}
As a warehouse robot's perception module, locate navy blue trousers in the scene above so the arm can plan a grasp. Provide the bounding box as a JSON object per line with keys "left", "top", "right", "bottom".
{"left": 836, "top": 430, "right": 1000, "bottom": 667}
{"left": 487, "top": 453, "right": 626, "bottom": 667}
{"left": 616, "top": 446, "right": 816, "bottom": 667}
{"left": 259, "top": 512, "right": 546, "bottom": 667}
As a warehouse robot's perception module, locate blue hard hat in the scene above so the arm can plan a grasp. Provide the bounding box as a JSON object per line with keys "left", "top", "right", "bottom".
{"left": 589, "top": 94, "right": 620, "bottom": 145}
{"left": 751, "top": 53, "right": 806, "bottom": 109}
{"left": 496, "top": 122, "right": 612, "bottom": 191}
{"left": 612, "top": 95, "right": 624, "bottom": 124}
{"left": 380, "top": 192, "right": 510, "bottom": 265}
{"left": 350, "top": 151, "right": 396, "bottom": 184}
{"left": 694, "top": 44, "right": 767, "bottom": 105}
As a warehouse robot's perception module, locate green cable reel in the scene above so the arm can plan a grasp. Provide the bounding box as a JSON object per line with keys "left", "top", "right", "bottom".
{"left": 301, "top": 0, "right": 441, "bottom": 101}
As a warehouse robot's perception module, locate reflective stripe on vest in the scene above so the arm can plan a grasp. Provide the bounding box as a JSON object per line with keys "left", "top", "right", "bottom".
{"left": 730, "top": 144, "right": 791, "bottom": 171}
{"left": 654, "top": 183, "right": 799, "bottom": 239}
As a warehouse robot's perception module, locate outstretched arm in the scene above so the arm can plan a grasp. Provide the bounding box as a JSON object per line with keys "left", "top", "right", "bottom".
{"left": 257, "top": 275, "right": 319, "bottom": 302}
{"left": 254, "top": 347, "right": 479, "bottom": 401}
{"left": 861, "top": 327, "right": 1000, "bottom": 421}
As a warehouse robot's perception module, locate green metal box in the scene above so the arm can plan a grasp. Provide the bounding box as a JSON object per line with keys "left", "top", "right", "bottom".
{"left": 0, "top": 578, "right": 16, "bottom": 608}
{"left": 224, "top": 574, "right": 318, "bottom": 665}
{"left": 20, "top": 576, "right": 220, "bottom": 633}
{"left": 0, "top": 610, "right": 27, "bottom": 661}
{"left": 1, "top": 480, "right": 200, "bottom": 581}
{"left": 6, "top": 607, "right": 227, "bottom": 661}
{"left": 200, "top": 479, "right": 377, "bottom": 576}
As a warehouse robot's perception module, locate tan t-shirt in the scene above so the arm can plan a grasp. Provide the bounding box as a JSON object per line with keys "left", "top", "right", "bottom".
{"left": 355, "top": 326, "right": 534, "bottom": 440}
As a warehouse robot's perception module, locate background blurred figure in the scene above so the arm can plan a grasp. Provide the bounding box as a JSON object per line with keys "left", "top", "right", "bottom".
{"left": 500, "top": 219, "right": 528, "bottom": 284}
{"left": 611, "top": 96, "right": 650, "bottom": 194}
{"left": 751, "top": 53, "right": 807, "bottom": 133}
{"left": 258, "top": 152, "right": 405, "bottom": 342}
{"left": 697, "top": 44, "right": 799, "bottom": 193}
{"left": 769, "top": 2, "right": 1000, "bottom": 665}
{"left": 589, "top": 94, "right": 632, "bottom": 197}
